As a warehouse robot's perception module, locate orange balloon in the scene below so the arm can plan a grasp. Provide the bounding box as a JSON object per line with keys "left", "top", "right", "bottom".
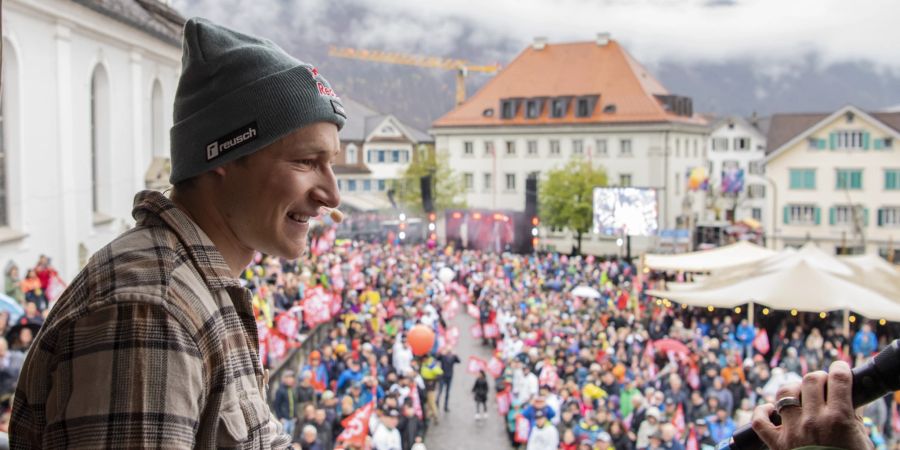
{"left": 407, "top": 325, "right": 435, "bottom": 356}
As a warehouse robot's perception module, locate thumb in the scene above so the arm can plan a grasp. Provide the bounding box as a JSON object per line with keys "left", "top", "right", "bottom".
{"left": 750, "top": 403, "right": 780, "bottom": 449}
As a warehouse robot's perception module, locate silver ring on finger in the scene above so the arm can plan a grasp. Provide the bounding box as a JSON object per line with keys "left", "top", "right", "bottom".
{"left": 775, "top": 396, "right": 802, "bottom": 414}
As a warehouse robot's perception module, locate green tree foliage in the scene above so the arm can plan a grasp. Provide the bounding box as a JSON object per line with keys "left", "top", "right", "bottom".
{"left": 397, "top": 147, "right": 467, "bottom": 213}
{"left": 539, "top": 159, "right": 608, "bottom": 254}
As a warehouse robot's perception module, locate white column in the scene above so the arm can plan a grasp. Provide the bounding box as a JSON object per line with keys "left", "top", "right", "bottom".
{"left": 130, "top": 49, "right": 144, "bottom": 195}
{"left": 55, "top": 23, "right": 77, "bottom": 279}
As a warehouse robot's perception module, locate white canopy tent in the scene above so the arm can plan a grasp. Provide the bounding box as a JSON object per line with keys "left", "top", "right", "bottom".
{"left": 647, "top": 243, "right": 900, "bottom": 323}
{"left": 644, "top": 241, "right": 775, "bottom": 273}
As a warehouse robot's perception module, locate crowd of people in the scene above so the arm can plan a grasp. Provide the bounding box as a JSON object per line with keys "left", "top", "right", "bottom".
{"left": 3, "top": 238, "right": 899, "bottom": 450}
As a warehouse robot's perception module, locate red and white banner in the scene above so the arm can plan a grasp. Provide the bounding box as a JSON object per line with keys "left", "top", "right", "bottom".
{"left": 267, "top": 332, "right": 288, "bottom": 361}
{"left": 470, "top": 324, "right": 483, "bottom": 339}
{"left": 467, "top": 304, "right": 480, "bottom": 318}
{"left": 45, "top": 275, "right": 67, "bottom": 303}
{"left": 275, "top": 313, "right": 300, "bottom": 340}
{"left": 497, "top": 387, "right": 512, "bottom": 415}
{"left": 467, "top": 356, "right": 487, "bottom": 374}
{"left": 753, "top": 329, "right": 770, "bottom": 355}
{"left": 335, "top": 402, "right": 375, "bottom": 447}
{"left": 411, "top": 382, "right": 423, "bottom": 419}
{"left": 487, "top": 357, "right": 505, "bottom": 379}
{"left": 302, "top": 286, "right": 334, "bottom": 328}
{"left": 483, "top": 323, "right": 500, "bottom": 338}
{"left": 514, "top": 414, "right": 531, "bottom": 443}
{"left": 685, "top": 425, "right": 699, "bottom": 450}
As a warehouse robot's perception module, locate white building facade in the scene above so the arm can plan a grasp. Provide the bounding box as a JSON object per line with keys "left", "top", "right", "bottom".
{"left": 1, "top": 0, "right": 183, "bottom": 279}
{"left": 706, "top": 116, "right": 768, "bottom": 226}
{"left": 766, "top": 106, "right": 900, "bottom": 258}
{"left": 432, "top": 37, "right": 709, "bottom": 255}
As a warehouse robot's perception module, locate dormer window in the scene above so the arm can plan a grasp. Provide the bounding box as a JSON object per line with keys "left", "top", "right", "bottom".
{"left": 482, "top": 108, "right": 494, "bottom": 117}
{"left": 501, "top": 99, "right": 519, "bottom": 119}
{"left": 525, "top": 99, "right": 543, "bottom": 119}
{"left": 603, "top": 104, "right": 617, "bottom": 114}
{"left": 551, "top": 98, "right": 569, "bottom": 118}
{"left": 575, "top": 95, "right": 599, "bottom": 118}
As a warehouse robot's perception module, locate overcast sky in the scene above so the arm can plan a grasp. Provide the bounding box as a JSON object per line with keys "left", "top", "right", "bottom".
{"left": 176, "top": 0, "right": 899, "bottom": 74}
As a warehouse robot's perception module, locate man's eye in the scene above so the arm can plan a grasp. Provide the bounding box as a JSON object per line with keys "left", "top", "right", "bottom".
{"left": 296, "top": 159, "right": 317, "bottom": 167}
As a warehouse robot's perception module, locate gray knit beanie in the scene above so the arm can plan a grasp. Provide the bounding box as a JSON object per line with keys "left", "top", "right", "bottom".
{"left": 169, "top": 17, "right": 347, "bottom": 184}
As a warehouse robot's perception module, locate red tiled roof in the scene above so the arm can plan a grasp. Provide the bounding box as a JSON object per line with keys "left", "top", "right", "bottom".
{"left": 433, "top": 40, "right": 706, "bottom": 128}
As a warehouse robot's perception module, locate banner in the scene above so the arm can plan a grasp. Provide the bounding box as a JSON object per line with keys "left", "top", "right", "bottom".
{"left": 538, "top": 365, "right": 559, "bottom": 389}
{"left": 275, "top": 313, "right": 300, "bottom": 340}
{"left": 497, "top": 387, "right": 512, "bottom": 415}
{"left": 686, "top": 426, "right": 699, "bottom": 450}
{"left": 467, "top": 304, "right": 480, "bottom": 318}
{"left": 467, "top": 356, "right": 487, "bottom": 375}
{"left": 483, "top": 323, "right": 500, "bottom": 339}
{"left": 335, "top": 402, "right": 375, "bottom": 447}
{"left": 721, "top": 166, "right": 745, "bottom": 194}
{"left": 411, "top": 382, "right": 423, "bottom": 419}
{"left": 302, "top": 286, "right": 334, "bottom": 328}
{"left": 470, "top": 324, "right": 483, "bottom": 339}
{"left": 267, "top": 332, "right": 288, "bottom": 361}
{"left": 687, "top": 166, "right": 709, "bottom": 191}
{"left": 487, "top": 357, "right": 505, "bottom": 379}
{"left": 45, "top": 275, "right": 67, "bottom": 303}
{"left": 514, "top": 414, "right": 531, "bottom": 443}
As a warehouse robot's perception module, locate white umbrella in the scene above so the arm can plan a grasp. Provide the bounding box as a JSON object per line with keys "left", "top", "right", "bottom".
{"left": 571, "top": 285, "right": 601, "bottom": 299}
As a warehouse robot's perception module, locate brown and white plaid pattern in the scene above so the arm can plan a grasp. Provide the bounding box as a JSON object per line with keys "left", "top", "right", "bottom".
{"left": 11, "top": 191, "right": 291, "bottom": 449}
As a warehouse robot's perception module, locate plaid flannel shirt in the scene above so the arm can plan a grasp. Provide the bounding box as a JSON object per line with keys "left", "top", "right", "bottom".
{"left": 11, "top": 191, "right": 291, "bottom": 449}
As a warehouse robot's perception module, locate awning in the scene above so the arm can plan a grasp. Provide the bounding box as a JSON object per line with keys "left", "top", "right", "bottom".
{"left": 338, "top": 192, "right": 394, "bottom": 212}
{"left": 644, "top": 241, "right": 775, "bottom": 272}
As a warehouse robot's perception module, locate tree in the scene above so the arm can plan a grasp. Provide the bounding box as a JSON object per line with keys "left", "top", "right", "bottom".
{"left": 396, "top": 146, "right": 467, "bottom": 214}
{"left": 539, "top": 159, "right": 608, "bottom": 255}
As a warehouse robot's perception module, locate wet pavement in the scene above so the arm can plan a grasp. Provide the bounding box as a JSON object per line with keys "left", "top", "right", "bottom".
{"left": 426, "top": 311, "right": 514, "bottom": 450}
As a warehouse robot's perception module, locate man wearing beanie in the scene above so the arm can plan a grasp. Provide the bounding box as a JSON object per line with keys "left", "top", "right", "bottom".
{"left": 11, "top": 17, "right": 345, "bottom": 449}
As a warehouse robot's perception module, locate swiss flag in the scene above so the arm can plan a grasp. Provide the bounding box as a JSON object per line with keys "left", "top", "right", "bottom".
{"left": 672, "top": 403, "right": 686, "bottom": 439}
{"left": 685, "top": 425, "right": 699, "bottom": 450}
{"left": 335, "top": 402, "right": 375, "bottom": 446}
{"left": 753, "top": 329, "right": 770, "bottom": 355}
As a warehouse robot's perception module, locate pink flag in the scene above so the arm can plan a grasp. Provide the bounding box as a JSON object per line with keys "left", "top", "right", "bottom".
{"left": 753, "top": 329, "right": 770, "bottom": 355}
{"left": 467, "top": 356, "right": 487, "bottom": 374}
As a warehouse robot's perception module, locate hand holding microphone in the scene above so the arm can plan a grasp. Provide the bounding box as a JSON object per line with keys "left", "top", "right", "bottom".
{"left": 749, "top": 360, "right": 872, "bottom": 450}
{"left": 723, "top": 339, "right": 900, "bottom": 450}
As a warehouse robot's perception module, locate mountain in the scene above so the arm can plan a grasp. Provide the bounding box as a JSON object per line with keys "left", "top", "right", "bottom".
{"left": 173, "top": 0, "right": 900, "bottom": 131}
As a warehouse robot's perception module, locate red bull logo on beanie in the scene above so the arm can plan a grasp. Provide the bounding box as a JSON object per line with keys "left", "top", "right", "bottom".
{"left": 206, "top": 122, "right": 259, "bottom": 161}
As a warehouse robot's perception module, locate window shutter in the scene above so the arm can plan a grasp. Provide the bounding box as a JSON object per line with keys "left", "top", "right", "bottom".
{"left": 829, "top": 132, "right": 837, "bottom": 150}
{"left": 863, "top": 132, "right": 871, "bottom": 150}
{"left": 863, "top": 208, "right": 869, "bottom": 227}
{"left": 874, "top": 138, "right": 884, "bottom": 150}
{"left": 814, "top": 207, "right": 821, "bottom": 225}
{"left": 829, "top": 207, "right": 836, "bottom": 226}
{"left": 783, "top": 206, "right": 790, "bottom": 224}
{"left": 878, "top": 209, "right": 884, "bottom": 227}
{"left": 818, "top": 139, "right": 827, "bottom": 150}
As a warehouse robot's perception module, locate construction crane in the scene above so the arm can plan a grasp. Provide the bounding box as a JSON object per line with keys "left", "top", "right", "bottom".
{"left": 328, "top": 46, "right": 501, "bottom": 105}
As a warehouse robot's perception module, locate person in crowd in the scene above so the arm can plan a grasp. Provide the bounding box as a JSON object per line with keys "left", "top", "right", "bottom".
{"left": 3, "top": 263, "right": 23, "bottom": 306}
{"left": 274, "top": 370, "right": 299, "bottom": 437}
{"left": 706, "top": 407, "right": 735, "bottom": 444}
{"left": 437, "top": 347, "right": 460, "bottom": 412}
{"left": 853, "top": 323, "right": 879, "bottom": 358}
{"left": 527, "top": 409, "right": 559, "bottom": 450}
{"left": 372, "top": 408, "right": 402, "bottom": 450}
{"left": 297, "top": 424, "right": 323, "bottom": 450}
{"left": 472, "top": 369, "right": 489, "bottom": 420}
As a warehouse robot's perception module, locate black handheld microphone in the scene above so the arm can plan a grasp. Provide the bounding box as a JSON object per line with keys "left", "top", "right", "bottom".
{"left": 719, "top": 339, "right": 900, "bottom": 450}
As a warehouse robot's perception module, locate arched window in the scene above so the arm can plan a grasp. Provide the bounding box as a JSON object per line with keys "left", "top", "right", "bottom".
{"left": 90, "top": 64, "right": 110, "bottom": 214}
{"left": 346, "top": 143, "right": 358, "bottom": 165}
{"left": 150, "top": 79, "right": 165, "bottom": 158}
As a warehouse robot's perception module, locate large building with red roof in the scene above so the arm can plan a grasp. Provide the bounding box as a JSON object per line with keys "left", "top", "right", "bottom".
{"left": 431, "top": 34, "right": 710, "bottom": 253}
